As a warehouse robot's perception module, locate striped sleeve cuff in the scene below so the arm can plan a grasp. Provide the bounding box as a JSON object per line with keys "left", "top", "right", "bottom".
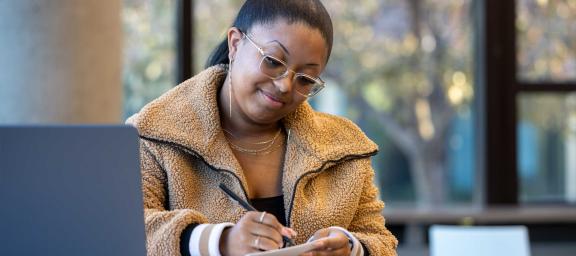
{"left": 188, "top": 222, "right": 234, "bottom": 256}
{"left": 326, "top": 226, "right": 365, "bottom": 256}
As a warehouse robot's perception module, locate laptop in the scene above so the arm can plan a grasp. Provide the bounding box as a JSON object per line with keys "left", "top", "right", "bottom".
{"left": 0, "top": 125, "right": 146, "bottom": 256}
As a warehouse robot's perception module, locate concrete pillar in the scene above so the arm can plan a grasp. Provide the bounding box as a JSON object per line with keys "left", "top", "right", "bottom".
{"left": 0, "top": 0, "right": 122, "bottom": 124}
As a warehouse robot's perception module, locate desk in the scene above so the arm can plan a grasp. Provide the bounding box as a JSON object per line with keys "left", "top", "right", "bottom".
{"left": 384, "top": 206, "right": 576, "bottom": 246}
{"left": 397, "top": 243, "right": 576, "bottom": 256}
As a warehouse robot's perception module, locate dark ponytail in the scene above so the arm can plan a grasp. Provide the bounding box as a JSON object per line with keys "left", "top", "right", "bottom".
{"left": 205, "top": 0, "right": 333, "bottom": 68}
{"left": 206, "top": 39, "right": 230, "bottom": 68}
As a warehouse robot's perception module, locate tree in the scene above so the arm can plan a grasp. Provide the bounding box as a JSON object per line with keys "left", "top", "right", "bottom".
{"left": 325, "top": 0, "right": 474, "bottom": 207}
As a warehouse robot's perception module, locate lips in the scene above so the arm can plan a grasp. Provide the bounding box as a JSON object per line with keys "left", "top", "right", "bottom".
{"left": 260, "top": 90, "right": 286, "bottom": 107}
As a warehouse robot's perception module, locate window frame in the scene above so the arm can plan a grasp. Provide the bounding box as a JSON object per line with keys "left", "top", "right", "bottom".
{"left": 176, "top": 0, "right": 193, "bottom": 83}
{"left": 484, "top": 0, "right": 576, "bottom": 206}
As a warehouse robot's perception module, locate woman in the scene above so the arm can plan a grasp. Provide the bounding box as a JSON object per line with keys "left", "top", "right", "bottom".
{"left": 127, "top": 0, "right": 398, "bottom": 255}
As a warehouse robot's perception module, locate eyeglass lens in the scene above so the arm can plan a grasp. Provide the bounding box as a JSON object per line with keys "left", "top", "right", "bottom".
{"left": 260, "top": 55, "right": 320, "bottom": 96}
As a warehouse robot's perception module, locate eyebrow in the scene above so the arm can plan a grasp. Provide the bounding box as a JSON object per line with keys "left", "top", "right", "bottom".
{"left": 267, "top": 40, "right": 291, "bottom": 56}
{"left": 266, "top": 39, "right": 320, "bottom": 67}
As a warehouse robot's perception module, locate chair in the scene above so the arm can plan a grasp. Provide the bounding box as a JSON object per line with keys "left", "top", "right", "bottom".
{"left": 429, "top": 225, "right": 531, "bottom": 256}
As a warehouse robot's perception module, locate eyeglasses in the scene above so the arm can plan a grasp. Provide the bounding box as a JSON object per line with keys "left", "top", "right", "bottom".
{"left": 242, "top": 32, "right": 325, "bottom": 97}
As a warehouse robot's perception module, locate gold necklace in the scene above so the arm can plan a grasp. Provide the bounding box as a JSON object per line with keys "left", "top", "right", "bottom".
{"left": 228, "top": 140, "right": 284, "bottom": 155}
{"left": 223, "top": 129, "right": 283, "bottom": 155}
{"left": 222, "top": 128, "right": 281, "bottom": 145}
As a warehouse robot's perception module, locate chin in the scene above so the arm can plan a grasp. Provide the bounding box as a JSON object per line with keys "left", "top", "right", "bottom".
{"left": 249, "top": 110, "right": 285, "bottom": 125}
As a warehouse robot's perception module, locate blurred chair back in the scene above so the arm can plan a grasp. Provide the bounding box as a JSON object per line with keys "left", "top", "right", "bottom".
{"left": 429, "top": 225, "right": 531, "bottom": 256}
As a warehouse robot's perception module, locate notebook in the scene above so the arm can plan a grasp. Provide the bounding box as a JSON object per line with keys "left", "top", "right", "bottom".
{"left": 246, "top": 239, "right": 324, "bottom": 256}
{"left": 0, "top": 125, "right": 146, "bottom": 256}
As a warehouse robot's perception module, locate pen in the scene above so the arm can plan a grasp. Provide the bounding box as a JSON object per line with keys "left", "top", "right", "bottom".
{"left": 219, "top": 183, "right": 295, "bottom": 248}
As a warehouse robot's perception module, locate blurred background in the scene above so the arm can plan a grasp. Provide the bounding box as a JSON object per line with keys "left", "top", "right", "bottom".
{"left": 1, "top": 0, "right": 575, "bottom": 255}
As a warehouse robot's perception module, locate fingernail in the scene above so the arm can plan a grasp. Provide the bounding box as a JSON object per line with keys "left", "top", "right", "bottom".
{"left": 286, "top": 228, "right": 295, "bottom": 233}
{"left": 282, "top": 227, "right": 296, "bottom": 238}
{"left": 281, "top": 231, "right": 291, "bottom": 238}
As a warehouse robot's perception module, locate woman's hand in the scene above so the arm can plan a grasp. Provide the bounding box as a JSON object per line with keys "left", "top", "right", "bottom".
{"left": 219, "top": 211, "right": 296, "bottom": 256}
{"left": 300, "top": 228, "right": 352, "bottom": 256}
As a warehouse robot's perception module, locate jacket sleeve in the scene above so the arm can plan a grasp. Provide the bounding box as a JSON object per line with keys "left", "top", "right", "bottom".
{"left": 140, "top": 140, "right": 210, "bottom": 256}
{"left": 347, "top": 158, "right": 398, "bottom": 255}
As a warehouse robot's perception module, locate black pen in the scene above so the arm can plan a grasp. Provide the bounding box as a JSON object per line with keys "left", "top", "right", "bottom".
{"left": 219, "top": 183, "right": 295, "bottom": 247}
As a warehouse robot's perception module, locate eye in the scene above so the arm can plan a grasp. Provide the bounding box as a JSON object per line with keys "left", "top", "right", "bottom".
{"left": 296, "top": 75, "right": 317, "bottom": 86}
{"left": 262, "top": 56, "right": 284, "bottom": 69}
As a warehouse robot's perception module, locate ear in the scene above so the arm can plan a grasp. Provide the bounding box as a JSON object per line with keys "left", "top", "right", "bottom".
{"left": 227, "top": 27, "right": 243, "bottom": 62}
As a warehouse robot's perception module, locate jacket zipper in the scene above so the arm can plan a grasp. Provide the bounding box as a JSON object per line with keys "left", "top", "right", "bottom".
{"left": 285, "top": 151, "right": 378, "bottom": 227}
{"left": 141, "top": 135, "right": 378, "bottom": 229}
{"left": 140, "top": 135, "right": 252, "bottom": 201}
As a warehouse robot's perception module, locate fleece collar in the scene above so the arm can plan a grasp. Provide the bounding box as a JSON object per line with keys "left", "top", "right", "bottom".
{"left": 127, "top": 65, "right": 378, "bottom": 184}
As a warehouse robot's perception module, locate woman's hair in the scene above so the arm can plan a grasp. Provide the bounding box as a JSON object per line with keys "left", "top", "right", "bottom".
{"left": 205, "top": 0, "right": 333, "bottom": 68}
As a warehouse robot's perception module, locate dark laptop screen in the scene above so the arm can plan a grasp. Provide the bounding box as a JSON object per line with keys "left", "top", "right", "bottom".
{"left": 0, "top": 126, "right": 146, "bottom": 256}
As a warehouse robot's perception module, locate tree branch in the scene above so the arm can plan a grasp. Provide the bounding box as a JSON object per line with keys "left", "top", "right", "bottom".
{"left": 355, "top": 94, "right": 420, "bottom": 157}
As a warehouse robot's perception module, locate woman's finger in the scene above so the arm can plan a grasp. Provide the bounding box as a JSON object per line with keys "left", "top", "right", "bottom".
{"left": 322, "top": 232, "right": 349, "bottom": 249}
{"left": 282, "top": 226, "right": 298, "bottom": 238}
{"left": 248, "top": 221, "right": 283, "bottom": 246}
{"left": 313, "top": 246, "right": 350, "bottom": 256}
{"left": 252, "top": 234, "right": 283, "bottom": 251}
{"left": 309, "top": 228, "right": 331, "bottom": 241}
{"left": 251, "top": 211, "right": 285, "bottom": 231}
{"left": 306, "top": 236, "right": 350, "bottom": 255}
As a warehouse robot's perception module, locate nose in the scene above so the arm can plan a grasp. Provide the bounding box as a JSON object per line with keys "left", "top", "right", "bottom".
{"left": 274, "top": 71, "right": 295, "bottom": 94}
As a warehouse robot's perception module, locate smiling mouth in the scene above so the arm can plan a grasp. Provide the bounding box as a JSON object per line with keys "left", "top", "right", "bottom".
{"left": 260, "top": 90, "right": 285, "bottom": 107}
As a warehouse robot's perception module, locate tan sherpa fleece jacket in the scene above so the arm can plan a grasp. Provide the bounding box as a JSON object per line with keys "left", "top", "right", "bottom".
{"left": 126, "top": 65, "right": 398, "bottom": 255}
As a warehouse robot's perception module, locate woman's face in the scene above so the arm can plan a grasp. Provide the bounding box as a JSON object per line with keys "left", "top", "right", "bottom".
{"left": 227, "top": 20, "right": 329, "bottom": 125}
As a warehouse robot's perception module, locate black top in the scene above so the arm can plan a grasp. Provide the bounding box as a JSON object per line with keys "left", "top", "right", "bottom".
{"left": 250, "top": 195, "right": 287, "bottom": 226}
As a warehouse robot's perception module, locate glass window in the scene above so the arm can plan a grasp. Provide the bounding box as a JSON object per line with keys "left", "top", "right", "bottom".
{"left": 517, "top": 0, "right": 576, "bottom": 82}
{"left": 194, "top": 0, "right": 242, "bottom": 71}
{"left": 195, "top": 0, "right": 477, "bottom": 208}
{"left": 518, "top": 93, "right": 576, "bottom": 203}
{"left": 314, "top": 1, "right": 476, "bottom": 207}
{"left": 123, "top": 0, "right": 176, "bottom": 118}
